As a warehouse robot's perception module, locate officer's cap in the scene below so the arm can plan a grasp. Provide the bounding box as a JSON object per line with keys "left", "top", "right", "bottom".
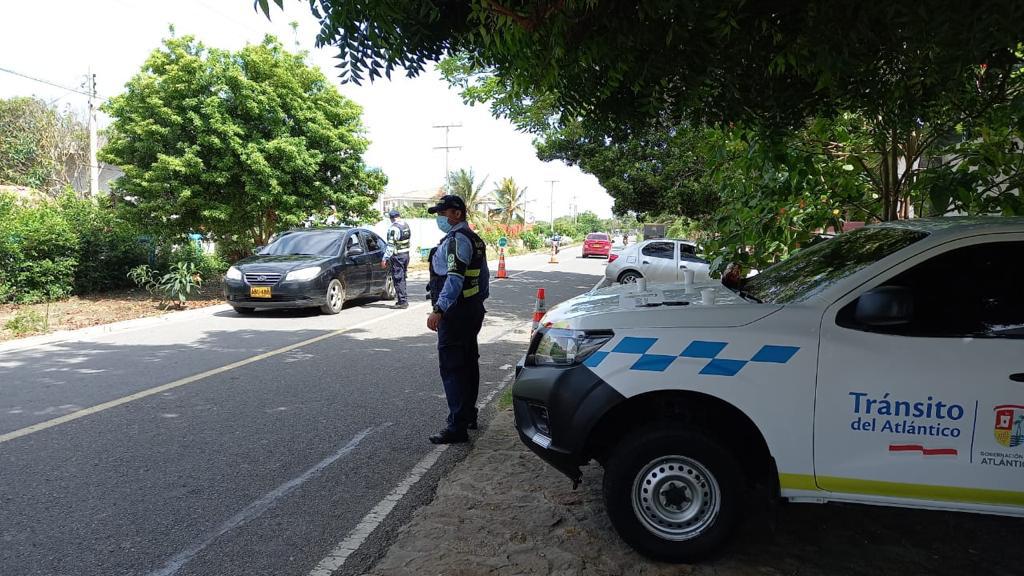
{"left": 427, "top": 195, "right": 467, "bottom": 214}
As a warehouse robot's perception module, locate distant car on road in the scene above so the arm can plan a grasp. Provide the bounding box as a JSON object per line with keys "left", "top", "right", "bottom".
{"left": 605, "top": 238, "right": 710, "bottom": 284}
{"left": 223, "top": 227, "right": 395, "bottom": 315}
{"left": 582, "top": 233, "right": 613, "bottom": 258}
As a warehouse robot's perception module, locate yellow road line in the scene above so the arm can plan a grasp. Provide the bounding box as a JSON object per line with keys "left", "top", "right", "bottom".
{"left": 0, "top": 303, "right": 430, "bottom": 445}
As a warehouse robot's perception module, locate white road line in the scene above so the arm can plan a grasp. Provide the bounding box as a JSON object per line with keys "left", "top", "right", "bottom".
{"left": 308, "top": 372, "right": 516, "bottom": 576}
{"left": 0, "top": 304, "right": 430, "bottom": 445}
{"left": 148, "top": 426, "right": 379, "bottom": 576}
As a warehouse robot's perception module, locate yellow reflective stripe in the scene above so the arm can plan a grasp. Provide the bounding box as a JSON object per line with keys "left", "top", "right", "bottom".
{"left": 779, "top": 473, "right": 1024, "bottom": 506}
{"left": 462, "top": 286, "right": 480, "bottom": 297}
{"left": 464, "top": 268, "right": 481, "bottom": 277}
{"left": 778, "top": 473, "right": 818, "bottom": 491}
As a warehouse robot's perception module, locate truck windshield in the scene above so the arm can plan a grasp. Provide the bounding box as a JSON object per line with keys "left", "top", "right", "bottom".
{"left": 742, "top": 227, "right": 928, "bottom": 304}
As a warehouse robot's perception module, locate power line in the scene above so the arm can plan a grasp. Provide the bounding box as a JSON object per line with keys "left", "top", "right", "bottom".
{"left": 0, "top": 66, "right": 109, "bottom": 102}
{"left": 0, "top": 66, "right": 92, "bottom": 97}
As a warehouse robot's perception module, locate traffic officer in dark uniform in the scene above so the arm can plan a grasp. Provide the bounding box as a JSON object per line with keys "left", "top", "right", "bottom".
{"left": 381, "top": 209, "right": 411, "bottom": 308}
{"left": 425, "top": 195, "right": 489, "bottom": 444}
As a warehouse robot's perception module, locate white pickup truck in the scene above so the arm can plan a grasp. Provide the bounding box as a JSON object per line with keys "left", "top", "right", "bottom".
{"left": 511, "top": 217, "right": 1023, "bottom": 562}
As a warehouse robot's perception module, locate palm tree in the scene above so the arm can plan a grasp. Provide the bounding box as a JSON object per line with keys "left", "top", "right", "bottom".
{"left": 493, "top": 177, "right": 527, "bottom": 226}
{"left": 446, "top": 168, "right": 487, "bottom": 223}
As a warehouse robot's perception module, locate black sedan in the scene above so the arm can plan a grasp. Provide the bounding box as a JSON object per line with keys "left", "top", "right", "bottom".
{"left": 223, "top": 227, "right": 395, "bottom": 315}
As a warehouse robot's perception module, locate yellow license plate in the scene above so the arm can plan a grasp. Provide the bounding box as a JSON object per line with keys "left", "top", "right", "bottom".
{"left": 250, "top": 286, "right": 272, "bottom": 298}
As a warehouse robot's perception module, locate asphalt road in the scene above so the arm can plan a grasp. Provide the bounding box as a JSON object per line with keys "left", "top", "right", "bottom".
{"left": 0, "top": 246, "right": 607, "bottom": 576}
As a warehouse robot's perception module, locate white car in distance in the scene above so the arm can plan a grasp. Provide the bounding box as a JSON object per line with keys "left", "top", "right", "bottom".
{"left": 605, "top": 239, "right": 710, "bottom": 285}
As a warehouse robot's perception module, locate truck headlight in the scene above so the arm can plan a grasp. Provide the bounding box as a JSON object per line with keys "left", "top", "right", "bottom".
{"left": 285, "top": 266, "right": 322, "bottom": 281}
{"left": 226, "top": 266, "right": 242, "bottom": 280}
{"left": 529, "top": 328, "right": 612, "bottom": 367}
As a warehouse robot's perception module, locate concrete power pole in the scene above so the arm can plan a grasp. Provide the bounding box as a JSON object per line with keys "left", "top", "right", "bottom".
{"left": 432, "top": 123, "right": 462, "bottom": 192}
{"left": 87, "top": 71, "right": 99, "bottom": 197}
{"left": 545, "top": 180, "right": 559, "bottom": 236}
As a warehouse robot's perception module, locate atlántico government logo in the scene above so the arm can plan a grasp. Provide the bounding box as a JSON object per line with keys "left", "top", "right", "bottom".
{"left": 994, "top": 405, "right": 1024, "bottom": 448}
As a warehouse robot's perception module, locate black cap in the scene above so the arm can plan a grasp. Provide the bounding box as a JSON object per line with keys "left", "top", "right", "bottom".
{"left": 427, "top": 195, "right": 467, "bottom": 214}
{"left": 386, "top": 209, "right": 401, "bottom": 218}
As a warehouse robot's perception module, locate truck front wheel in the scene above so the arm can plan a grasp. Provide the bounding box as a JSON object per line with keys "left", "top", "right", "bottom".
{"left": 602, "top": 424, "right": 744, "bottom": 562}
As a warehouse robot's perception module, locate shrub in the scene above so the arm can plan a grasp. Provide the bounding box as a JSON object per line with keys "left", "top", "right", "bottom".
{"left": 520, "top": 230, "right": 542, "bottom": 250}
{"left": 4, "top": 308, "right": 47, "bottom": 336}
{"left": 58, "top": 194, "right": 148, "bottom": 294}
{"left": 4, "top": 202, "right": 79, "bottom": 303}
{"left": 158, "top": 261, "right": 204, "bottom": 308}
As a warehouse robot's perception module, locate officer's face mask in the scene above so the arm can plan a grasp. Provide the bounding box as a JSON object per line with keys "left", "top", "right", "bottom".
{"left": 435, "top": 215, "right": 453, "bottom": 233}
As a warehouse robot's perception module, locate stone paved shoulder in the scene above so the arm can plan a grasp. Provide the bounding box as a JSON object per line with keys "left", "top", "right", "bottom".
{"left": 366, "top": 409, "right": 1021, "bottom": 576}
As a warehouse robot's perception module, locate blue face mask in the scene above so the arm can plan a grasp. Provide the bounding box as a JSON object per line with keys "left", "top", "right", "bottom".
{"left": 436, "top": 215, "right": 453, "bottom": 233}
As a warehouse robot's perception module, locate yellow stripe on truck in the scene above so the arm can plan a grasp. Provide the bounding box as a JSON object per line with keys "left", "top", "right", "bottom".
{"left": 779, "top": 473, "right": 1024, "bottom": 507}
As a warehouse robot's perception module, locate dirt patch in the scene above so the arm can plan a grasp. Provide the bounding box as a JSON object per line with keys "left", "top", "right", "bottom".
{"left": 368, "top": 407, "right": 1020, "bottom": 576}
{"left": 0, "top": 282, "right": 225, "bottom": 342}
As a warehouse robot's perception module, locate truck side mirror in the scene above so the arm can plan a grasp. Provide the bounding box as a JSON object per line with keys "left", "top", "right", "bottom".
{"left": 854, "top": 286, "right": 914, "bottom": 327}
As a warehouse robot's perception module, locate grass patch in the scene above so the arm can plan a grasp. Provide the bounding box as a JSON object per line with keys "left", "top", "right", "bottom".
{"left": 497, "top": 386, "right": 514, "bottom": 410}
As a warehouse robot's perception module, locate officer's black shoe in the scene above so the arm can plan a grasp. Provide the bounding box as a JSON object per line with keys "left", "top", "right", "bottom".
{"left": 429, "top": 429, "right": 469, "bottom": 444}
{"left": 393, "top": 302, "right": 409, "bottom": 309}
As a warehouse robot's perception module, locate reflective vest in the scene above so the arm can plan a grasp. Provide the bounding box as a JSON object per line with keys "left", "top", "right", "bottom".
{"left": 447, "top": 227, "right": 486, "bottom": 300}
{"left": 390, "top": 221, "right": 411, "bottom": 252}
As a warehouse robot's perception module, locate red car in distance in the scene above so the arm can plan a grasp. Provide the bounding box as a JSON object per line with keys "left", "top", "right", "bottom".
{"left": 582, "top": 232, "right": 613, "bottom": 258}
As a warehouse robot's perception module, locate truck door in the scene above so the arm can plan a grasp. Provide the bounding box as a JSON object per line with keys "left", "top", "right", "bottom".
{"left": 814, "top": 236, "right": 1024, "bottom": 509}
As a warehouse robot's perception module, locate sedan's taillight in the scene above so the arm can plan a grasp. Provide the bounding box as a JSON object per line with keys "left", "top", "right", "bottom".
{"left": 608, "top": 253, "right": 618, "bottom": 262}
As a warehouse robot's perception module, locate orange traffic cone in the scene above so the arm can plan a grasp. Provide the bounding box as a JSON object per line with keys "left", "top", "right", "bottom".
{"left": 496, "top": 248, "right": 508, "bottom": 279}
{"left": 531, "top": 288, "right": 547, "bottom": 333}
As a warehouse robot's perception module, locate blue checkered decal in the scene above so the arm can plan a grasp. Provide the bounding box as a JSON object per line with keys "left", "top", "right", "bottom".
{"left": 586, "top": 338, "right": 799, "bottom": 376}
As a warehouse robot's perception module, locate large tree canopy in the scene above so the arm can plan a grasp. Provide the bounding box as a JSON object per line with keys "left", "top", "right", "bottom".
{"left": 264, "top": 1, "right": 1024, "bottom": 131}
{"left": 101, "top": 35, "right": 385, "bottom": 246}
{"left": 0, "top": 97, "right": 88, "bottom": 195}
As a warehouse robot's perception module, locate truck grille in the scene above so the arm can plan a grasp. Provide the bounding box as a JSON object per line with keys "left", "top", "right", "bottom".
{"left": 244, "top": 272, "right": 282, "bottom": 285}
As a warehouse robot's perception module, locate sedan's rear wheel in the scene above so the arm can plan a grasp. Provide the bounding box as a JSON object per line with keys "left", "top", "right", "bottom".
{"left": 380, "top": 273, "right": 396, "bottom": 300}
{"left": 320, "top": 279, "right": 345, "bottom": 315}
{"left": 618, "top": 270, "right": 642, "bottom": 284}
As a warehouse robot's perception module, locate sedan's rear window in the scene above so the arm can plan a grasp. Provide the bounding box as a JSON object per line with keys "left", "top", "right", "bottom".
{"left": 260, "top": 232, "right": 344, "bottom": 256}
{"left": 587, "top": 233, "right": 609, "bottom": 241}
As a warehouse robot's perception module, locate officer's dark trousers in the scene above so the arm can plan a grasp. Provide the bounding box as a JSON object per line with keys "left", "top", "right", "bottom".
{"left": 437, "top": 298, "right": 485, "bottom": 432}
{"left": 389, "top": 252, "right": 410, "bottom": 304}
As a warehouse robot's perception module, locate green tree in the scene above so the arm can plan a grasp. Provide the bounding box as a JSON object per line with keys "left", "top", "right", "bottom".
{"left": 0, "top": 97, "right": 88, "bottom": 195}
{"left": 101, "top": 35, "right": 386, "bottom": 247}
{"left": 446, "top": 168, "right": 487, "bottom": 222}
{"left": 266, "top": 1, "right": 1024, "bottom": 132}
{"left": 575, "top": 211, "right": 603, "bottom": 235}
{"left": 492, "top": 176, "right": 526, "bottom": 225}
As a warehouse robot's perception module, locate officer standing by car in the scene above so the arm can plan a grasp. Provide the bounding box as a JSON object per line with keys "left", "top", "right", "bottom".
{"left": 425, "top": 195, "right": 489, "bottom": 444}
{"left": 381, "top": 209, "right": 411, "bottom": 308}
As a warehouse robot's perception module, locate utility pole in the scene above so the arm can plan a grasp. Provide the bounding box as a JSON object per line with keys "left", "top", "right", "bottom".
{"left": 545, "top": 179, "right": 558, "bottom": 236}
{"left": 432, "top": 123, "right": 462, "bottom": 192}
{"left": 87, "top": 70, "right": 99, "bottom": 197}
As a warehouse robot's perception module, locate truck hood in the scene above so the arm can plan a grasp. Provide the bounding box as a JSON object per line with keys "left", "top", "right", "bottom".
{"left": 541, "top": 280, "right": 781, "bottom": 330}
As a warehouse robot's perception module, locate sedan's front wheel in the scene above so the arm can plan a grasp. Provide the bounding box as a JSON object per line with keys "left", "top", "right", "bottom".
{"left": 603, "top": 424, "right": 743, "bottom": 562}
{"left": 320, "top": 279, "right": 345, "bottom": 315}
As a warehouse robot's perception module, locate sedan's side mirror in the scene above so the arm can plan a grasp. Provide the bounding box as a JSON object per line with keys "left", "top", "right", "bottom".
{"left": 347, "top": 247, "right": 364, "bottom": 257}
{"left": 854, "top": 286, "right": 914, "bottom": 327}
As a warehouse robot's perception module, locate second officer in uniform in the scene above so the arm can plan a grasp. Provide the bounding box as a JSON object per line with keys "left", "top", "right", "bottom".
{"left": 425, "top": 195, "right": 489, "bottom": 444}
{"left": 381, "top": 209, "right": 411, "bottom": 308}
